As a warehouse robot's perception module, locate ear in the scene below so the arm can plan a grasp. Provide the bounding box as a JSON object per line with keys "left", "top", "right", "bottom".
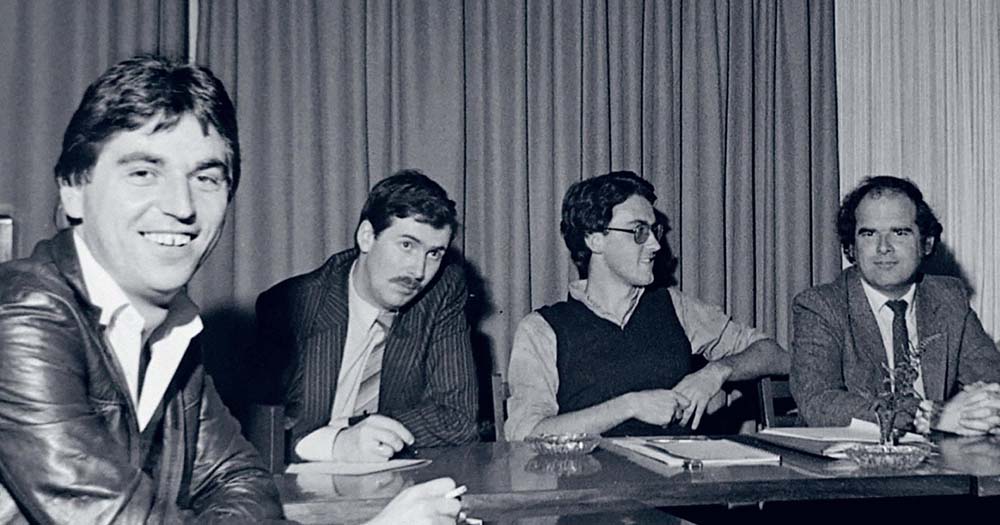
{"left": 922, "top": 236, "right": 936, "bottom": 257}
{"left": 583, "top": 231, "right": 605, "bottom": 256}
{"left": 356, "top": 220, "right": 376, "bottom": 253}
{"left": 59, "top": 181, "right": 85, "bottom": 221}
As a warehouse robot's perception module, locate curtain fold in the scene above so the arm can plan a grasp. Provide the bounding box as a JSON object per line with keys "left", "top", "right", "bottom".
{"left": 1, "top": 0, "right": 841, "bottom": 414}
{"left": 194, "top": 0, "right": 840, "bottom": 399}
{"left": 0, "top": 0, "right": 187, "bottom": 262}
{"left": 836, "top": 0, "right": 999, "bottom": 339}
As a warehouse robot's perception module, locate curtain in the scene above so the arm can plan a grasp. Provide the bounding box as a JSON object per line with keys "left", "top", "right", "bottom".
{"left": 0, "top": 0, "right": 188, "bottom": 260}
{"left": 836, "top": 0, "right": 1000, "bottom": 340}
{"left": 194, "top": 0, "right": 841, "bottom": 411}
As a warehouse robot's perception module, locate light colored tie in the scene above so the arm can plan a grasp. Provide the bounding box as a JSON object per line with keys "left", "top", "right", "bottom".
{"left": 354, "top": 311, "right": 395, "bottom": 416}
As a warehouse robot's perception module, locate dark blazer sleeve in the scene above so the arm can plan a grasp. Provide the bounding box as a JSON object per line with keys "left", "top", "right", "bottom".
{"left": 790, "top": 288, "right": 876, "bottom": 426}
{"left": 944, "top": 283, "right": 1000, "bottom": 387}
{"left": 187, "top": 371, "right": 285, "bottom": 521}
{"left": 251, "top": 283, "right": 306, "bottom": 420}
{"left": 389, "top": 267, "right": 479, "bottom": 446}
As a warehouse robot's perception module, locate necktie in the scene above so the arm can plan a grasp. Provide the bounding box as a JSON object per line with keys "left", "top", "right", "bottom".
{"left": 354, "top": 312, "right": 395, "bottom": 416}
{"left": 885, "top": 300, "right": 911, "bottom": 390}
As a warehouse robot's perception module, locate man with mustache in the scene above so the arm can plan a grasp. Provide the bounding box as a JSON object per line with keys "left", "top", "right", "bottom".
{"left": 254, "top": 171, "right": 478, "bottom": 463}
{"left": 792, "top": 176, "right": 1000, "bottom": 435}
{"left": 505, "top": 171, "right": 789, "bottom": 440}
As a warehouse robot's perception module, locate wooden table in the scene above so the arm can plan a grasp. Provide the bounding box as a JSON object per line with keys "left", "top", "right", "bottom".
{"left": 277, "top": 434, "right": 999, "bottom": 524}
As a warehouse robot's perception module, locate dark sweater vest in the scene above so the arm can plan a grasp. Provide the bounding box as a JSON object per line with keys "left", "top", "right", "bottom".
{"left": 538, "top": 287, "right": 693, "bottom": 437}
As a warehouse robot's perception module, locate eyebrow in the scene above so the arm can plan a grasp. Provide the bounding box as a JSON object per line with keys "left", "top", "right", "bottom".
{"left": 400, "top": 234, "right": 448, "bottom": 252}
{"left": 116, "top": 153, "right": 229, "bottom": 177}
{"left": 116, "top": 152, "right": 164, "bottom": 166}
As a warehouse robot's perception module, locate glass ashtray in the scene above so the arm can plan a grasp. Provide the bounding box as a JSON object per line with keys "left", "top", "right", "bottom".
{"left": 525, "top": 455, "right": 603, "bottom": 476}
{"left": 524, "top": 433, "right": 601, "bottom": 456}
{"left": 844, "top": 444, "right": 931, "bottom": 469}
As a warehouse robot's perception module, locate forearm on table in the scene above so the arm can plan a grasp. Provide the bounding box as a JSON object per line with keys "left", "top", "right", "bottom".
{"left": 530, "top": 394, "right": 633, "bottom": 436}
{"left": 711, "top": 339, "right": 789, "bottom": 382}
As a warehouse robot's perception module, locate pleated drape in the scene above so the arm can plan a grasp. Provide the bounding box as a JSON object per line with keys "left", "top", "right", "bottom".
{"left": 0, "top": 0, "right": 187, "bottom": 264}
{"left": 836, "top": 0, "right": 1000, "bottom": 340}
{"left": 193, "top": 0, "right": 841, "bottom": 407}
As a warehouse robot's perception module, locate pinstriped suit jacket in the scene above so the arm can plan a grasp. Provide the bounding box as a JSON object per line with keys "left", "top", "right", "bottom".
{"left": 790, "top": 266, "right": 1000, "bottom": 427}
{"left": 253, "top": 248, "right": 478, "bottom": 450}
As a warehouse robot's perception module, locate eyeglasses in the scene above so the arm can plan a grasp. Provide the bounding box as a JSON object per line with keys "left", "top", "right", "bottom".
{"left": 604, "top": 222, "right": 665, "bottom": 244}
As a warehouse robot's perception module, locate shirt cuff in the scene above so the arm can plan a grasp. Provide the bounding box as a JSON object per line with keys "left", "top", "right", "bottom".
{"left": 294, "top": 423, "right": 346, "bottom": 462}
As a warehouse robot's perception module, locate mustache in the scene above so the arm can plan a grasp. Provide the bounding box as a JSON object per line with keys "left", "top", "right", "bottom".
{"left": 390, "top": 276, "right": 423, "bottom": 289}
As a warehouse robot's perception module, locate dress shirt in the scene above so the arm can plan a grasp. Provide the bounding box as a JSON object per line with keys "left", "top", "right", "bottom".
{"left": 859, "top": 278, "right": 925, "bottom": 398}
{"left": 73, "top": 232, "right": 201, "bottom": 431}
{"left": 295, "top": 261, "right": 385, "bottom": 461}
{"left": 505, "top": 280, "right": 769, "bottom": 440}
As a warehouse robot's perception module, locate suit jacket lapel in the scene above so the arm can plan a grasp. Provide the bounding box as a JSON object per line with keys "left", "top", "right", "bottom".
{"left": 306, "top": 255, "right": 352, "bottom": 421}
{"left": 915, "top": 280, "right": 947, "bottom": 401}
{"left": 50, "top": 230, "right": 135, "bottom": 409}
{"left": 845, "top": 268, "right": 889, "bottom": 373}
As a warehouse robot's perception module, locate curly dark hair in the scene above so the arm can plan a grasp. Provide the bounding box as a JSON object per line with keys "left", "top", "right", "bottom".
{"left": 837, "top": 176, "right": 942, "bottom": 263}
{"left": 360, "top": 169, "right": 458, "bottom": 236}
{"left": 560, "top": 171, "right": 656, "bottom": 277}
{"left": 55, "top": 55, "right": 240, "bottom": 198}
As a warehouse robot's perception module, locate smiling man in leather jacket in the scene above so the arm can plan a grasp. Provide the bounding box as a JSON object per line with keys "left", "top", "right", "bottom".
{"left": 0, "top": 55, "right": 283, "bottom": 523}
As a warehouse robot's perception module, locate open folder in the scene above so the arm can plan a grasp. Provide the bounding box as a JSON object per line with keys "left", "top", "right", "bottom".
{"left": 605, "top": 437, "right": 782, "bottom": 468}
{"left": 754, "top": 419, "right": 926, "bottom": 459}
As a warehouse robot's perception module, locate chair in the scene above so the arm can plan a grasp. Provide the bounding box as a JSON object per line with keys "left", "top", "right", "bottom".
{"left": 757, "top": 376, "right": 798, "bottom": 429}
{"left": 0, "top": 215, "right": 12, "bottom": 262}
{"left": 491, "top": 372, "right": 510, "bottom": 441}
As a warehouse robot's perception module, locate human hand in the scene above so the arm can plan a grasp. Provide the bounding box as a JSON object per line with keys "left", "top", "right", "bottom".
{"left": 331, "top": 471, "right": 408, "bottom": 498}
{"left": 366, "top": 477, "right": 462, "bottom": 525}
{"left": 927, "top": 389, "right": 1000, "bottom": 436}
{"left": 333, "top": 415, "right": 415, "bottom": 462}
{"left": 672, "top": 364, "right": 730, "bottom": 430}
{"left": 624, "top": 389, "right": 690, "bottom": 426}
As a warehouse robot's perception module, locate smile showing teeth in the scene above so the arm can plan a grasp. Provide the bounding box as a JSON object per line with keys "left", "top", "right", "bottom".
{"left": 142, "top": 232, "right": 194, "bottom": 247}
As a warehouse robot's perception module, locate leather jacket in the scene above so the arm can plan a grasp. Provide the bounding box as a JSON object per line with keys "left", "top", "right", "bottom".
{"left": 0, "top": 230, "right": 284, "bottom": 523}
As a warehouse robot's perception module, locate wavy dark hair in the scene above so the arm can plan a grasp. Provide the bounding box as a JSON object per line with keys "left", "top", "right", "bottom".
{"left": 837, "top": 175, "right": 942, "bottom": 263}
{"left": 560, "top": 171, "right": 656, "bottom": 277}
{"left": 54, "top": 55, "right": 240, "bottom": 198}
{"left": 360, "top": 169, "right": 458, "bottom": 236}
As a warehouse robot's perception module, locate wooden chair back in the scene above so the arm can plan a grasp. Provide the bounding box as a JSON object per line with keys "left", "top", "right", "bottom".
{"left": 757, "top": 376, "right": 798, "bottom": 429}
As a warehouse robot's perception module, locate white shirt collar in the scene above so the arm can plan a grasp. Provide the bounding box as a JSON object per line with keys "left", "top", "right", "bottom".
{"left": 73, "top": 230, "right": 203, "bottom": 430}
{"left": 859, "top": 277, "right": 917, "bottom": 315}
{"left": 74, "top": 231, "right": 131, "bottom": 326}
{"left": 568, "top": 279, "right": 644, "bottom": 327}
{"left": 348, "top": 260, "right": 383, "bottom": 330}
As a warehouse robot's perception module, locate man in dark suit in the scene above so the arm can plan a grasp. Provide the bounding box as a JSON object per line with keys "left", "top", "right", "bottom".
{"left": 254, "top": 170, "right": 478, "bottom": 463}
{"left": 791, "top": 175, "right": 1000, "bottom": 434}
{"left": 0, "top": 55, "right": 284, "bottom": 523}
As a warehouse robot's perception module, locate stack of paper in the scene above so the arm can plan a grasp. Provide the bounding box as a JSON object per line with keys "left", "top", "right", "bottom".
{"left": 605, "top": 437, "right": 782, "bottom": 468}
{"left": 755, "top": 419, "right": 926, "bottom": 459}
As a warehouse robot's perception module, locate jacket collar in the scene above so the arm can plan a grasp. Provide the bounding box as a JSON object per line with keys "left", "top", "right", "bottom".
{"left": 844, "top": 265, "right": 947, "bottom": 400}
{"left": 844, "top": 266, "right": 888, "bottom": 371}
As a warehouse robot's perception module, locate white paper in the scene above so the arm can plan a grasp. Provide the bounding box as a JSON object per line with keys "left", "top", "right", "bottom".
{"left": 285, "top": 458, "right": 430, "bottom": 475}
{"left": 759, "top": 418, "right": 925, "bottom": 444}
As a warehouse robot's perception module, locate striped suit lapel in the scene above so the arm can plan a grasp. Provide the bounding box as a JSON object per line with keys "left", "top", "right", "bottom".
{"left": 301, "top": 254, "right": 351, "bottom": 431}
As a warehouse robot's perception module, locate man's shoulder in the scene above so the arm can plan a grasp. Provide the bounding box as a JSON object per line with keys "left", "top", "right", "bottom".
{"left": 918, "top": 274, "right": 970, "bottom": 300}
{"left": 258, "top": 248, "right": 356, "bottom": 304}
{"left": 0, "top": 252, "right": 77, "bottom": 312}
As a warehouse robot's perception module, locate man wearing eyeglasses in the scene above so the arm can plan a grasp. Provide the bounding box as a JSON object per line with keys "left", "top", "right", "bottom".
{"left": 505, "top": 171, "right": 789, "bottom": 440}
